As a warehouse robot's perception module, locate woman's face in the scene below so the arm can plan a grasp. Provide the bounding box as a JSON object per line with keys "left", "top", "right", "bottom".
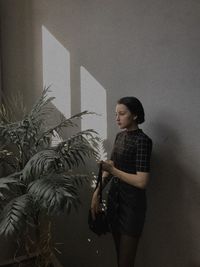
{"left": 115, "top": 104, "right": 137, "bottom": 130}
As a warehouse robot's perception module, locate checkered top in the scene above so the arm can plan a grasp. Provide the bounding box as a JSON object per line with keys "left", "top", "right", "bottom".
{"left": 111, "top": 129, "right": 152, "bottom": 174}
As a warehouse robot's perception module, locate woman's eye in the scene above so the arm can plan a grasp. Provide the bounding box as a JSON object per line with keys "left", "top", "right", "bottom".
{"left": 115, "top": 112, "right": 125, "bottom": 116}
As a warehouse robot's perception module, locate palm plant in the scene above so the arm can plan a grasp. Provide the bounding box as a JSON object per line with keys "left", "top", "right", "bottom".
{"left": 0, "top": 88, "right": 99, "bottom": 267}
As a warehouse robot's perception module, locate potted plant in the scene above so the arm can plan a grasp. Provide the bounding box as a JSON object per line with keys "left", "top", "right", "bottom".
{"left": 0, "top": 88, "right": 99, "bottom": 267}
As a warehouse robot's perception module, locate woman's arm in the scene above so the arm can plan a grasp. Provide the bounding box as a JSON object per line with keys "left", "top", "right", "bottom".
{"left": 101, "top": 161, "right": 149, "bottom": 189}
{"left": 111, "top": 167, "right": 149, "bottom": 189}
{"left": 102, "top": 135, "right": 152, "bottom": 189}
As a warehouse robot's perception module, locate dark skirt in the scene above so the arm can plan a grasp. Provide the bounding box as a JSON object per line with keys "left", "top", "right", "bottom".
{"left": 107, "top": 177, "right": 146, "bottom": 237}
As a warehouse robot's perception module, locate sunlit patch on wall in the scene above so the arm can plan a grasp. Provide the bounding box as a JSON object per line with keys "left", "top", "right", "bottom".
{"left": 42, "top": 26, "right": 71, "bottom": 118}
{"left": 80, "top": 66, "right": 107, "bottom": 143}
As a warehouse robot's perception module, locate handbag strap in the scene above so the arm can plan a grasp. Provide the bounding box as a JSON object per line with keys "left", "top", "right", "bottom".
{"left": 95, "top": 163, "right": 103, "bottom": 203}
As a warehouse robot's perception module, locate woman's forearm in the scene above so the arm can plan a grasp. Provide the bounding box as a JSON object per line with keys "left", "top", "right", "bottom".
{"left": 110, "top": 167, "right": 149, "bottom": 189}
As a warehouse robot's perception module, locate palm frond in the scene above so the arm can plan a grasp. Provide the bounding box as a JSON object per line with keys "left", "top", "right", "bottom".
{"left": 0, "top": 172, "right": 24, "bottom": 201}
{"left": 0, "top": 104, "right": 10, "bottom": 124}
{"left": 0, "top": 194, "right": 32, "bottom": 236}
{"left": 28, "top": 173, "right": 86, "bottom": 215}
{"left": 22, "top": 129, "right": 99, "bottom": 183}
{"left": 0, "top": 91, "right": 26, "bottom": 123}
{"left": 0, "top": 176, "right": 20, "bottom": 191}
{"left": 64, "top": 173, "right": 89, "bottom": 187}
{"left": 0, "top": 149, "right": 13, "bottom": 159}
{"left": 0, "top": 121, "right": 32, "bottom": 168}
{"left": 95, "top": 138, "right": 107, "bottom": 161}
{"left": 58, "top": 130, "right": 99, "bottom": 167}
{"left": 28, "top": 86, "right": 54, "bottom": 123}
{"left": 0, "top": 88, "right": 53, "bottom": 163}
{"left": 35, "top": 110, "right": 95, "bottom": 147}
{"left": 22, "top": 149, "right": 61, "bottom": 183}
{"left": 0, "top": 149, "right": 16, "bottom": 170}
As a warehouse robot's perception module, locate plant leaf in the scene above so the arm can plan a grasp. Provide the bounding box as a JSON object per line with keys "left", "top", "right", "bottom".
{"left": 28, "top": 173, "right": 87, "bottom": 215}
{"left": 0, "top": 194, "right": 32, "bottom": 236}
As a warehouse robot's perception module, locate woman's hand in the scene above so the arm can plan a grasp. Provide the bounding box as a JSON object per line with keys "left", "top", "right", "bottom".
{"left": 90, "top": 190, "right": 100, "bottom": 220}
{"left": 101, "top": 160, "right": 114, "bottom": 174}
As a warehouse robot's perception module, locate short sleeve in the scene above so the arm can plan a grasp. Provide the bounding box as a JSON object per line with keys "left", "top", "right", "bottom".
{"left": 136, "top": 136, "right": 152, "bottom": 172}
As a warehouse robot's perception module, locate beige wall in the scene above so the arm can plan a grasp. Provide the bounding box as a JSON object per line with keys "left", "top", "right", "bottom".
{"left": 0, "top": 0, "right": 200, "bottom": 266}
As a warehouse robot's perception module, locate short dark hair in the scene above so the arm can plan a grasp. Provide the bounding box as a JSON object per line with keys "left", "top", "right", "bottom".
{"left": 117, "top": 96, "right": 145, "bottom": 124}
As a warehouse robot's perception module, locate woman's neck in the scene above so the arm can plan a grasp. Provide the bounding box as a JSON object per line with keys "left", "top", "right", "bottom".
{"left": 126, "top": 125, "right": 139, "bottom": 131}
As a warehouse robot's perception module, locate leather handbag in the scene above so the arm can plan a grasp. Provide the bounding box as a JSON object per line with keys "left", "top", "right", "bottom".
{"left": 88, "top": 163, "right": 109, "bottom": 236}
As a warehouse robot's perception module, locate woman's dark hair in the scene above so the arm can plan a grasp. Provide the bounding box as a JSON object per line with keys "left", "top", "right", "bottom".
{"left": 117, "top": 96, "right": 145, "bottom": 124}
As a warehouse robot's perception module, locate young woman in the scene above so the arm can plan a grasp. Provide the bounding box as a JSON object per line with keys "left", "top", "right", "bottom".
{"left": 91, "top": 96, "right": 152, "bottom": 267}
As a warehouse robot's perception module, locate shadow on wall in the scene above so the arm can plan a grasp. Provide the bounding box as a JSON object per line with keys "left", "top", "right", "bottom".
{"left": 136, "top": 114, "right": 200, "bottom": 267}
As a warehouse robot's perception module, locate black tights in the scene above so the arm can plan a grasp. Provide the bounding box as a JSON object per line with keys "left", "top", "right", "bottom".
{"left": 112, "top": 232, "right": 139, "bottom": 267}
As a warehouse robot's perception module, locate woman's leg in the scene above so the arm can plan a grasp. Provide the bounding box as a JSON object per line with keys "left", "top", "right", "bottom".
{"left": 112, "top": 231, "right": 120, "bottom": 264}
{"left": 118, "top": 234, "right": 139, "bottom": 267}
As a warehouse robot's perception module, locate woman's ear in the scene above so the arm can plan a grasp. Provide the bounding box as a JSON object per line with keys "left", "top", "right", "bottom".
{"left": 133, "top": 115, "right": 138, "bottom": 121}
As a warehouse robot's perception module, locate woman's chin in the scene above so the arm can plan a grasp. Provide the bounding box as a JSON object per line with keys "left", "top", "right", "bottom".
{"left": 118, "top": 125, "right": 125, "bottom": 129}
